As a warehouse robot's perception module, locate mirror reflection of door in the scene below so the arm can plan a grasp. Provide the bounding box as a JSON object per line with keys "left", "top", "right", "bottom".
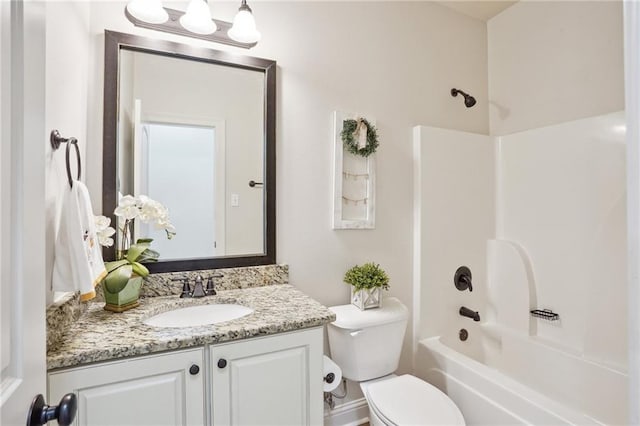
{"left": 137, "top": 121, "right": 225, "bottom": 260}
{"left": 117, "top": 48, "right": 266, "bottom": 262}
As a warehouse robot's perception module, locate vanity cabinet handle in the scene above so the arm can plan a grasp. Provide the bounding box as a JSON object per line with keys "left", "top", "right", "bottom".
{"left": 189, "top": 364, "right": 200, "bottom": 375}
{"left": 217, "top": 359, "right": 227, "bottom": 369}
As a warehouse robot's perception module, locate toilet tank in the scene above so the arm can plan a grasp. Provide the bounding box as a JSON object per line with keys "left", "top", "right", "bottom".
{"left": 327, "top": 297, "right": 409, "bottom": 382}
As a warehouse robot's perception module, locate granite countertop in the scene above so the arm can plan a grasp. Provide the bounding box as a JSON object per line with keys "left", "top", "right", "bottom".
{"left": 47, "top": 284, "right": 335, "bottom": 370}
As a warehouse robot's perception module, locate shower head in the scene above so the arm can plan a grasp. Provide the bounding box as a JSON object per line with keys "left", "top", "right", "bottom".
{"left": 451, "top": 88, "right": 476, "bottom": 108}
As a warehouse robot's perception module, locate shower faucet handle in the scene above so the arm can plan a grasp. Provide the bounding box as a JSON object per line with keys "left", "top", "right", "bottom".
{"left": 454, "top": 266, "right": 473, "bottom": 292}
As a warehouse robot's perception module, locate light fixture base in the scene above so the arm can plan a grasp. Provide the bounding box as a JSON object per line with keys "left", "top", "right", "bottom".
{"left": 124, "top": 7, "right": 257, "bottom": 49}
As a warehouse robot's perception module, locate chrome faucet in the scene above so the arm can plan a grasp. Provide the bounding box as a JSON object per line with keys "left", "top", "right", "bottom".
{"left": 459, "top": 306, "right": 480, "bottom": 322}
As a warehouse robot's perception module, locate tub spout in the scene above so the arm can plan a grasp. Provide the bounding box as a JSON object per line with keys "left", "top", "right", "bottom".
{"left": 459, "top": 306, "right": 480, "bottom": 322}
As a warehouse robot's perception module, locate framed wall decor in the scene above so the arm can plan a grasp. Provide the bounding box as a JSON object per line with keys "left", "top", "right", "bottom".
{"left": 332, "top": 111, "right": 377, "bottom": 229}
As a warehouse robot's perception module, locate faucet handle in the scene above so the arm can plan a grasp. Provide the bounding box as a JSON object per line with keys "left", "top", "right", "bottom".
{"left": 205, "top": 277, "right": 217, "bottom": 296}
{"left": 171, "top": 276, "right": 191, "bottom": 298}
{"left": 179, "top": 280, "right": 192, "bottom": 298}
{"left": 454, "top": 266, "right": 473, "bottom": 292}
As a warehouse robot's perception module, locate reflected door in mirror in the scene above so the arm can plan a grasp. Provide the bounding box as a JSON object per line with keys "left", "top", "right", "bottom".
{"left": 104, "top": 30, "right": 276, "bottom": 272}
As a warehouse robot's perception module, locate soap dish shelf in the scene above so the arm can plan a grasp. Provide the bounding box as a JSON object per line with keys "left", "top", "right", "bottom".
{"left": 530, "top": 309, "right": 559, "bottom": 321}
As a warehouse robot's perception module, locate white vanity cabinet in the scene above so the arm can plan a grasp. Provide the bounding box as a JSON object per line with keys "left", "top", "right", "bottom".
{"left": 47, "top": 327, "right": 324, "bottom": 426}
{"left": 210, "top": 327, "right": 324, "bottom": 426}
{"left": 48, "top": 348, "right": 205, "bottom": 426}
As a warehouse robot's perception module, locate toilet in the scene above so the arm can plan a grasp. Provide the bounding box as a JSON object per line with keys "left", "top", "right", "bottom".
{"left": 327, "top": 297, "right": 465, "bottom": 426}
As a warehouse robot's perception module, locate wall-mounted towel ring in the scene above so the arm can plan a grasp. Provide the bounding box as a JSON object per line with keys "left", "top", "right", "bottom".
{"left": 51, "top": 130, "right": 81, "bottom": 188}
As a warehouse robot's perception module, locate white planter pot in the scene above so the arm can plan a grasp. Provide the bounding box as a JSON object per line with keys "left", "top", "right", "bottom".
{"left": 350, "top": 287, "right": 382, "bottom": 310}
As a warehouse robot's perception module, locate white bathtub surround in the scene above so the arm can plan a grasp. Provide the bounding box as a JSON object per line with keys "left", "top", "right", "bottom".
{"left": 412, "top": 126, "right": 495, "bottom": 352}
{"left": 486, "top": 239, "right": 535, "bottom": 335}
{"left": 413, "top": 112, "right": 628, "bottom": 425}
{"left": 498, "top": 112, "right": 627, "bottom": 365}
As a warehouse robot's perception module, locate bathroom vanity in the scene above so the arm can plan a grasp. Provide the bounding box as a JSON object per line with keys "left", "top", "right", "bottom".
{"left": 42, "top": 29, "right": 330, "bottom": 425}
{"left": 46, "top": 282, "right": 334, "bottom": 426}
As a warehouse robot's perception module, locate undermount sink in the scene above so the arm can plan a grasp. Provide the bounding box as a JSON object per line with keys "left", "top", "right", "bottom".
{"left": 144, "top": 304, "right": 253, "bottom": 328}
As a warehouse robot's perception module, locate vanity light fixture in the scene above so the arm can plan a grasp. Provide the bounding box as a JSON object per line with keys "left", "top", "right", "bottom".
{"left": 228, "top": 0, "right": 261, "bottom": 44}
{"left": 124, "top": 0, "right": 260, "bottom": 49}
{"left": 180, "top": 0, "right": 217, "bottom": 35}
{"left": 126, "top": 0, "right": 168, "bottom": 24}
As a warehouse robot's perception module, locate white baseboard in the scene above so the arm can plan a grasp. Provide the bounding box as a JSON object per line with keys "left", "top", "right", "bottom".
{"left": 323, "top": 397, "right": 369, "bottom": 426}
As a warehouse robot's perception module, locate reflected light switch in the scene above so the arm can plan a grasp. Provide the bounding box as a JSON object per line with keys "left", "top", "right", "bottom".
{"left": 231, "top": 194, "right": 240, "bottom": 207}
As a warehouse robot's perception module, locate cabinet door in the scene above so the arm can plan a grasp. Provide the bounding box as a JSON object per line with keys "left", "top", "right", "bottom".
{"left": 210, "top": 327, "right": 323, "bottom": 426}
{"left": 48, "top": 348, "right": 205, "bottom": 426}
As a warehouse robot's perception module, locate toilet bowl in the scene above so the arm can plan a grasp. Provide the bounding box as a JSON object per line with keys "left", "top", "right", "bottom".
{"left": 361, "top": 374, "right": 465, "bottom": 426}
{"left": 327, "top": 297, "right": 465, "bottom": 426}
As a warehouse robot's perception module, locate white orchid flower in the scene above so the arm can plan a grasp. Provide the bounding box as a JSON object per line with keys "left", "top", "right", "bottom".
{"left": 114, "top": 195, "right": 140, "bottom": 220}
{"left": 138, "top": 203, "right": 158, "bottom": 222}
{"left": 94, "top": 215, "right": 117, "bottom": 247}
{"left": 94, "top": 215, "right": 112, "bottom": 231}
{"left": 136, "top": 194, "right": 151, "bottom": 206}
{"left": 98, "top": 235, "right": 115, "bottom": 247}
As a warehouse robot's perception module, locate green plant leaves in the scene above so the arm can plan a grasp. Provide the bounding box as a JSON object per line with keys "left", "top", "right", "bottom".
{"left": 126, "top": 242, "right": 151, "bottom": 263}
{"left": 104, "top": 264, "right": 133, "bottom": 294}
{"left": 131, "top": 261, "right": 149, "bottom": 278}
{"left": 343, "top": 262, "right": 390, "bottom": 291}
{"left": 136, "top": 248, "right": 159, "bottom": 263}
{"left": 105, "top": 259, "right": 129, "bottom": 273}
{"left": 102, "top": 238, "right": 161, "bottom": 293}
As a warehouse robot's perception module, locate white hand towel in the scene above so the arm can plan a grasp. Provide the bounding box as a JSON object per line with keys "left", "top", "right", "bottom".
{"left": 52, "top": 181, "right": 107, "bottom": 301}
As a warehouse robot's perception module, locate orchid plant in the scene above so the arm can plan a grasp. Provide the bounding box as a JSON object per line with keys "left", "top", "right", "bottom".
{"left": 95, "top": 195, "right": 176, "bottom": 294}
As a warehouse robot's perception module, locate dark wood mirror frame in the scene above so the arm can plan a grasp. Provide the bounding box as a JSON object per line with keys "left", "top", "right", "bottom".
{"left": 103, "top": 30, "right": 276, "bottom": 273}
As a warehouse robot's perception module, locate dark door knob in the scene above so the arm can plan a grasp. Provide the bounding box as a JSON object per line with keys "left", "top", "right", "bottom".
{"left": 27, "top": 393, "right": 77, "bottom": 426}
{"left": 217, "top": 358, "right": 227, "bottom": 369}
{"left": 189, "top": 364, "right": 200, "bottom": 375}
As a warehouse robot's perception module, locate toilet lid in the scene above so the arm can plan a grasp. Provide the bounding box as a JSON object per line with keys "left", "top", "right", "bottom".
{"left": 366, "top": 375, "right": 465, "bottom": 426}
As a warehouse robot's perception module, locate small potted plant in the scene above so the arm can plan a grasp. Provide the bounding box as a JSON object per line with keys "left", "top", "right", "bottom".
{"left": 343, "top": 262, "right": 390, "bottom": 310}
{"left": 95, "top": 195, "right": 175, "bottom": 312}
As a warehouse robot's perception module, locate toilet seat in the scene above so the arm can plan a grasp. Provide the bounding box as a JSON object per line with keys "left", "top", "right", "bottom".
{"left": 365, "top": 375, "right": 465, "bottom": 425}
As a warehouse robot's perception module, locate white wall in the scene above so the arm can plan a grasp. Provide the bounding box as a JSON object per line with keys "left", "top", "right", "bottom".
{"left": 83, "top": 1, "right": 490, "bottom": 386}
{"left": 45, "top": 2, "right": 91, "bottom": 304}
{"left": 488, "top": 0, "right": 624, "bottom": 136}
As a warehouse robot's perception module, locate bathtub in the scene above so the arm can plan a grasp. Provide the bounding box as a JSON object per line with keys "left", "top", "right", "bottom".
{"left": 415, "top": 330, "right": 627, "bottom": 425}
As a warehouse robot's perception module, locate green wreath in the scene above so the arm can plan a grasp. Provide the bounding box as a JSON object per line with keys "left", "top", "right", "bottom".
{"left": 341, "top": 118, "right": 379, "bottom": 157}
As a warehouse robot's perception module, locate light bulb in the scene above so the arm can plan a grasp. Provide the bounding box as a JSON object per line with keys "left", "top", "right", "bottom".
{"left": 126, "top": 0, "right": 168, "bottom": 24}
{"left": 180, "top": 0, "right": 217, "bottom": 35}
{"left": 228, "top": 1, "right": 261, "bottom": 44}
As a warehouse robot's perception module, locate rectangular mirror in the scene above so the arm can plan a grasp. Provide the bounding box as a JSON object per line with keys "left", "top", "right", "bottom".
{"left": 103, "top": 30, "right": 276, "bottom": 272}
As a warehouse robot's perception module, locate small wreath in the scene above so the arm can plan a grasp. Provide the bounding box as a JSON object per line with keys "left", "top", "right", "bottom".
{"left": 341, "top": 118, "right": 379, "bottom": 157}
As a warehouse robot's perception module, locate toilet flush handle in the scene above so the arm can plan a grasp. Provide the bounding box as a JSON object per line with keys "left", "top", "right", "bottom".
{"left": 350, "top": 329, "right": 364, "bottom": 337}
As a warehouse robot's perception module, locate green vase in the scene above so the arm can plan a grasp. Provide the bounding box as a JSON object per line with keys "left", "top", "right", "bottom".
{"left": 103, "top": 274, "right": 143, "bottom": 312}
